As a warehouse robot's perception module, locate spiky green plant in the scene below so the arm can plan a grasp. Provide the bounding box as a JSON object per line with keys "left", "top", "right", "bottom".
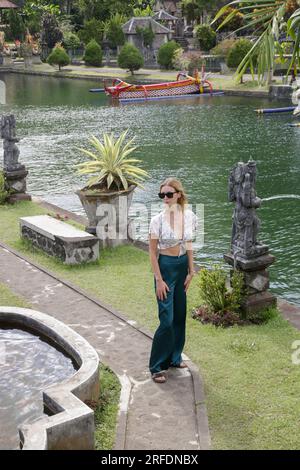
{"left": 212, "top": 1, "right": 300, "bottom": 85}
{"left": 76, "top": 130, "right": 149, "bottom": 192}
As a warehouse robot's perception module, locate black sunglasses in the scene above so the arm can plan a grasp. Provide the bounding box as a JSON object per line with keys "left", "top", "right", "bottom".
{"left": 158, "top": 191, "right": 178, "bottom": 199}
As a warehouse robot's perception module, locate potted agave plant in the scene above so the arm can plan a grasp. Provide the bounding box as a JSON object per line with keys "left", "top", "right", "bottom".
{"left": 76, "top": 130, "right": 148, "bottom": 248}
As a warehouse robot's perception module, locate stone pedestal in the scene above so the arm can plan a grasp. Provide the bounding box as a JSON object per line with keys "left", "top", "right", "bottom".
{"left": 269, "top": 85, "right": 293, "bottom": 99}
{"left": 4, "top": 168, "right": 32, "bottom": 203}
{"left": 1, "top": 115, "right": 31, "bottom": 203}
{"left": 224, "top": 252, "right": 277, "bottom": 314}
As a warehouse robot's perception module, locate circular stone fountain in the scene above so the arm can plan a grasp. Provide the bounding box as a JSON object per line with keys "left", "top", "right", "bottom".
{"left": 0, "top": 307, "right": 100, "bottom": 450}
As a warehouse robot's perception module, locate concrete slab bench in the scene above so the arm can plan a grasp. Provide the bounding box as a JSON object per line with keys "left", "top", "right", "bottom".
{"left": 20, "top": 215, "right": 99, "bottom": 265}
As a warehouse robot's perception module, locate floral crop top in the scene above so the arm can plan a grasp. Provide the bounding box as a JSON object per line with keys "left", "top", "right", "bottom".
{"left": 149, "top": 208, "right": 198, "bottom": 256}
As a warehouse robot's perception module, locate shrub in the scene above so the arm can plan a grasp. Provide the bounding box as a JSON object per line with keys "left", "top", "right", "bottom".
{"left": 192, "top": 265, "right": 245, "bottom": 327}
{"left": 192, "top": 305, "right": 243, "bottom": 328}
{"left": 78, "top": 19, "right": 103, "bottom": 46}
{"left": 84, "top": 39, "right": 103, "bottom": 66}
{"left": 157, "top": 40, "right": 180, "bottom": 70}
{"left": 226, "top": 38, "right": 253, "bottom": 68}
{"left": 211, "top": 38, "right": 237, "bottom": 58}
{"left": 47, "top": 45, "right": 70, "bottom": 70}
{"left": 41, "top": 13, "right": 63, "bottom": 51}
{"left": 226, "top": 38, "right": 256, "bottom": 82}
{"left": 0, "top": 171, "right": 8, "bottom": 204}
{"left": 194, "top": 24, "right": 216, "bottom": 52}
{"left": 63, "top": 32, "right": 81, "bottom": 51}
{"left": 172, "top": 49, "right": 204, "bottom": 75}
{"left": 118, "top": 43, "right": 144, "bottom": 75}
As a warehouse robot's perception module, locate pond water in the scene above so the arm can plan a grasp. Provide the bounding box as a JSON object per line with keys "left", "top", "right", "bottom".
{"left": 0, "top": 327, "right": 76, "bottom": 449}
{"left": 0, "top": 73, "right": 299, "bottom": 305}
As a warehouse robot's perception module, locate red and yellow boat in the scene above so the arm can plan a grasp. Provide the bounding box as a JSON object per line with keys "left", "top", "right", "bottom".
{"left": 104, "top": 69, "right": 213, "bottom": 101}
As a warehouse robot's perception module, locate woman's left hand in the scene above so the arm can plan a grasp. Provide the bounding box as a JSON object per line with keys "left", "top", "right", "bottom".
{"left": 184, "top": 273, "right": 195, "bottom": 292}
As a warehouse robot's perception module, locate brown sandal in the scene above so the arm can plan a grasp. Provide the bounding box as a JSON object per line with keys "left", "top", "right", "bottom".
{"left": 152, "top": 372, "right": 167, "bottom": 383}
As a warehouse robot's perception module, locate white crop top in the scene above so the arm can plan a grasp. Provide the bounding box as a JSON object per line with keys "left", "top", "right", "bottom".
{"left": 149, "top": 208, "right": 197, "bottom": 256}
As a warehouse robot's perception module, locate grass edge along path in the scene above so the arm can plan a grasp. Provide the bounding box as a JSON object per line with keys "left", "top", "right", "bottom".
{"left": 95, "top": 365, "right": 121, "bottom": 450}
{"left": 1, "top": 201, "right": 300, "bottom": 449}
{"left": 0, "top": 282, "right": 29, "bottom": 308}
{"left": 0, "top": 280, "right": 120, "bottom": 451}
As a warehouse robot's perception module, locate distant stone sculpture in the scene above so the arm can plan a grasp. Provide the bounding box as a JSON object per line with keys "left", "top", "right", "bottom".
{"left": 1, "top": 115, "right": 24, "bottom": 171}
{"left": 1, "top": 114, "right": 31, "bottom": 202}
{"left": 225, "top": 160, "right": 276, "bottom": 314}
{"left": 229, "top": 160, "right": 268, "bottom": 258}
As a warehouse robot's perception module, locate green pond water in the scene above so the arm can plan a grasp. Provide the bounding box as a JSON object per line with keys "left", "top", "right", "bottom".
{"left": 0, "top": 73, "right": 299, "bottom": 305}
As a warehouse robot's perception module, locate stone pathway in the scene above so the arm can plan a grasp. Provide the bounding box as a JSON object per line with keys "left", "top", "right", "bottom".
{"left": 0, "top": 243, "right": 210, "bottom": 450}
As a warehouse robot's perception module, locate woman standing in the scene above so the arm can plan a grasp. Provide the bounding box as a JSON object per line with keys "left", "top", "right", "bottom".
{"left": 148, "top": 178, "right": 197, "bottom": 384}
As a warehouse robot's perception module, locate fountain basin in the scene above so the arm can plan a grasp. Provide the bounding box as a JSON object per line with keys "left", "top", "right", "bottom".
{"left": 0, "top": 307, "right": 100, "bottom": 450}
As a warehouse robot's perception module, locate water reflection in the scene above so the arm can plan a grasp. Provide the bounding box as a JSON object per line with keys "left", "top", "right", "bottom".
{"left": 0, "top": 328, "right": 76, "bottom": 450}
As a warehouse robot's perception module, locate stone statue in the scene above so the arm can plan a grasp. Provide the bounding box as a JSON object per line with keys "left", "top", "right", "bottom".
{"left": 1, "top": 114, "right": 30, "bottom": 202}
{"left": 1, "top": 115, "right": 24, "bottom": 172}
{"left": 225, "top": 159, "right": 276, "bottom": 314}
{"left": 229, "top": 160, "right": 267, "bottom": 258}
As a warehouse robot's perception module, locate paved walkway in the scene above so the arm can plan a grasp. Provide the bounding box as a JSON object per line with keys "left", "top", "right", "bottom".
{"left": 0, "top": 243, "right": 210, "bottom": 450}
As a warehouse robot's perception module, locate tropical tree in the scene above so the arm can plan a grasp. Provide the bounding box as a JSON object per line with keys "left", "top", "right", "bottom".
{"left": 47, "top": 44, "right": 70, "bottom": 70}
{"left": 74, "top": 0, "right": 133, "bottom": 22}
{"left": 157, "top": 40, "right": 181, "bottom": 69}
{"left": 84, "top": 39, "right": 102, "bottom": 66}
{"left": 212, "top": 1, "right": 300, "bottom": 85}
{"left": 118, "top": 42, "right": 144, "bottom": 74}
{"left": 181, "top": 0, "right": 219, "bottom": 23}
{"left": 105, "top": 13, "right": 126, "bottom": 50}
{"left": 227, "top": 38, "right": 257, "bottom": 83}
{"left": 78, "top": 18, "right": 104, "bottom": 45}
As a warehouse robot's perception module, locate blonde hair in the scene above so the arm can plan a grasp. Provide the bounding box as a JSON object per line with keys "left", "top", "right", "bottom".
{"left": 160, "top": 177, "right": 188, "bottom": 210}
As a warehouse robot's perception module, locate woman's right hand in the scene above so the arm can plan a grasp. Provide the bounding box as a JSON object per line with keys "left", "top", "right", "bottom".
{"left": 156, "top": 279, "right": 170, "bottom": 301}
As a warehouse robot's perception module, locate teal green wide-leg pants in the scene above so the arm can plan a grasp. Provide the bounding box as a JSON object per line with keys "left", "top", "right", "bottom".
{"left": 149, "top": 253, "right": 188, "bottom": 375}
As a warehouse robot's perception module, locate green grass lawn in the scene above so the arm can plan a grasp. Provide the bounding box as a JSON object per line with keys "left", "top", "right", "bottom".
{"left": 0, "top": 282, "right": 29, "bottom": 307}
{"left": 94, "top": 365, "right": 121, "bottom": 450}
{"left": 1, "top": 201, "right": 300, "bottom": 449}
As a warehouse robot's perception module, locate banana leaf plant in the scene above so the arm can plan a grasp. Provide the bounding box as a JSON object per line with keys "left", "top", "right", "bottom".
{"left": 212, "top": 0, "right": 300, "bottom": 85}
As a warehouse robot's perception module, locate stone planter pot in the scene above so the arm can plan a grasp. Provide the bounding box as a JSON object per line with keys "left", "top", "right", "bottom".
{"left": 76, "top": 184, "right": 136, "bottom": 249}
{"left": 24, "top": 56, "right": 33, "bottom": 68}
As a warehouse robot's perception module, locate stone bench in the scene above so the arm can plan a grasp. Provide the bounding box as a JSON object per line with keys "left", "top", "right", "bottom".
{"left": 20, "top": 215, "right": 99, "bottom": 265}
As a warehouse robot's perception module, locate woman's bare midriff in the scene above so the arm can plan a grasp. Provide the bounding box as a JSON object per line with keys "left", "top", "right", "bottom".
{"left": 159, "top": 244, "right": 181, "bottom": 256}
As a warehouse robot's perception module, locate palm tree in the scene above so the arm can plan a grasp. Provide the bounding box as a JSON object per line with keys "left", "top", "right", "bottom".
{"left": 212, "top": 1, "right": 300, "bottom": 85}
